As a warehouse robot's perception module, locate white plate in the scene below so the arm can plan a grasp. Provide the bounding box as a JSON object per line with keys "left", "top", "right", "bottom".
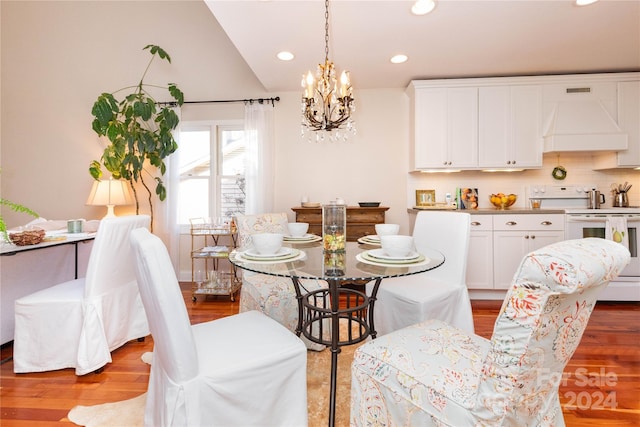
{"left": 363, "top": 235, "right": 380, "bottom": 242}
{"left": 367, "top": 248, "right": 420, "bottom": 261}
{"left": 234, "top": 249, "right": 306, "bottom": 264}
{"left": 283, "top": 233, "right": 320, "bottom": 241}
{"left": 357, "top": 236, "right": 381, "bottom": 246}
{"left": 357, "top": 253, "right": 429, "bottom": 267}
{"left": 243, "top": 247, "right": 295, "bottom": 260}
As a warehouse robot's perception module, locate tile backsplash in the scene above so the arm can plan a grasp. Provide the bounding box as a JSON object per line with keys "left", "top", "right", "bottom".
{"left": 408, "top": 152, "right": 639, "bottom": 209}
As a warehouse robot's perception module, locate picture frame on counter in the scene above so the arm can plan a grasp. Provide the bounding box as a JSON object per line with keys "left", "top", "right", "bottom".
{"left": 416, "top": 189, "right": 436, "bottom": 207}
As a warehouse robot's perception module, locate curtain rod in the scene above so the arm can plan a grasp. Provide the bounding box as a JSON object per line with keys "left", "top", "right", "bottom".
{"left": 160, "top": 96, "right": 280, "bottom": 107}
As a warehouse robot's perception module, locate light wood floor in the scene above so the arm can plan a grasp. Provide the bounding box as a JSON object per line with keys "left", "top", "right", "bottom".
{"left": 1, "top": 285, "right": 639, "bottom": 426}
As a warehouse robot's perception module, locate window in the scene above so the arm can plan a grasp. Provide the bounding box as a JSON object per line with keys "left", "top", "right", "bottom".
{"left": 177, "top": 121, "right": 246, "bottom": 224}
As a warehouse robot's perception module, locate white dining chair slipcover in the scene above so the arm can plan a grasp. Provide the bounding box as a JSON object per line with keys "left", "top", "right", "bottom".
{"left": 130, "top": 227, "right": 308, "bottom": 427}
{"left": 369, "top": 211, "right": 474, "bottom": 336}
{"left": 351, "top": 238, "right": 630, "bottom": 426}
{"left": 236, "top": 212, "right": 329, "bottom": 351}
{"left": 13, "top": 215, "right": 150, "bottom": 375}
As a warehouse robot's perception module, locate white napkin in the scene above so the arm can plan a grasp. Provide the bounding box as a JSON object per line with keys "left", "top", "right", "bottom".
{"left": 605, "top": 216, "right": 629, "bottom": 249}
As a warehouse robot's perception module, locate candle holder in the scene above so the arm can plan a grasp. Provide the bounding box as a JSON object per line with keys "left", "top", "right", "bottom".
{"left": 322, "top": 203, "right": 346, "bottom": 253}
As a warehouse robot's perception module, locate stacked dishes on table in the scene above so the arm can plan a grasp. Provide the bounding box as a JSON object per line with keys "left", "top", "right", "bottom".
{"left": 235, "top": 247, "right": 306, "bottom": 263}
{"left": 356, "top": 247, "right": 429, "bottom": 267}
{"left": 283, "top": 234, "right": 322, "bottom": 243}
{"left": 357, "top": 235, "right": 381, "bottom": 246}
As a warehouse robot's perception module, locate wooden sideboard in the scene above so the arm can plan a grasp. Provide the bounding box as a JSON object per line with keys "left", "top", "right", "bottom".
{"left": 292, "top": 206, "right": 390, "bottom": 241}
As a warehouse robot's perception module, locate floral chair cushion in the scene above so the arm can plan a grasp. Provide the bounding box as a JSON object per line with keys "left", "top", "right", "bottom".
{"left": 235, "top": 213, "right": 329, "bottom": 351}
{"left": 351, "top": 238, "right": 630, "bottom": 426}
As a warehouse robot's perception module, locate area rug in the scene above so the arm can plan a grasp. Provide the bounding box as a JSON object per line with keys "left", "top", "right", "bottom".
{"left": 68, "top": 339, "right": 364, "bottom": 427}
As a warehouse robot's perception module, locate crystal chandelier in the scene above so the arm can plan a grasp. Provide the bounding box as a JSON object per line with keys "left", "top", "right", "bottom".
{"left": 301, "top": 0, "right": 355, "bottom": 142}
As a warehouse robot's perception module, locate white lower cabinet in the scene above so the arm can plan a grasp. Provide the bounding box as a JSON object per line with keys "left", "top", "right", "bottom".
{"left": 492, "top": 214, "right": 565, "bottom": 289}
{"left": 466, "top": 215, "right": 494, "bottom": 289}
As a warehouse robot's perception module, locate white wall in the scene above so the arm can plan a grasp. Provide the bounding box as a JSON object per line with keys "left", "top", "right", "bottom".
{"left": 1, "top": 0, "right": 265, "bottom": 227}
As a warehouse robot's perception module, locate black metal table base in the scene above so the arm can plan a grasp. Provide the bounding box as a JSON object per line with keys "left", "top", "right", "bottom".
{"left": 292, "top": 276, "right": 382, "bottom": 427}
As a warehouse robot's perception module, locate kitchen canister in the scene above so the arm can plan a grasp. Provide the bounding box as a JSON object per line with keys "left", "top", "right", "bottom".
{"left": 67, "top": 219, "right": 83, "bottom": 233}
{"left": 322, "top": 202, "right": 346, "bottom": 253}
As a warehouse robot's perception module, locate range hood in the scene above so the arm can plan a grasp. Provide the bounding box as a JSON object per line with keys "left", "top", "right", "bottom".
{"left": 543, "top": 100, "right": 628, "bottom": 153}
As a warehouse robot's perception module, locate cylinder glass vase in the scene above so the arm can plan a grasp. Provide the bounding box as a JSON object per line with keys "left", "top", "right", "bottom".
{"left": 322, "top": 203, "right": 346, "bottom": 253}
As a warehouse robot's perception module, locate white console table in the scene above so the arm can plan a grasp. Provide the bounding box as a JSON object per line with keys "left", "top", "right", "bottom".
{"left": 0, "top": 233, "right": 95, "bottom": 345}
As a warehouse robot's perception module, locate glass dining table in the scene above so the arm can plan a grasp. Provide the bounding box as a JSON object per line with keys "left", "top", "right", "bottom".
{"left": 229, "top": 239, "right": 444, "bottom": 427}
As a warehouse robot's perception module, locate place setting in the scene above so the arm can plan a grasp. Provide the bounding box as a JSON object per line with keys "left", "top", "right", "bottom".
{"left": 282, "top": 222, "right": 322, "bottom": 243}
{"left": 356, "top": 234, "right": 429, "bottom": 267}
{"left": 357, "top": 223, "right": 399, "bottom": 246}
{"left": 232, "top": 232, "right": 306, "bottom": 264}
{"left": 357, "top": 235, "right": 381, "bottom": 246}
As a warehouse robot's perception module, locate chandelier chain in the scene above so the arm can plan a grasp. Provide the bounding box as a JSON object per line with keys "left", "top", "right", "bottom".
{"left": 324, "top": 0, "right": 330, "bottom": 64}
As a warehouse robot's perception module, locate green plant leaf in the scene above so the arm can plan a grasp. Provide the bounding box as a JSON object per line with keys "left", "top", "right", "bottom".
{"left": 89, "top": 45, "right": 182, "bottom": 231}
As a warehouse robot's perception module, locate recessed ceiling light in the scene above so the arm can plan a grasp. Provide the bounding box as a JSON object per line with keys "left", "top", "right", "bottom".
{"left": 277, "top": 51, "right": 294, "bottom": 61}
{"left": 390, "top": 54, "right": 408, "bottom": 64}
{"left": 412, "top": 0, "right": 436, "bottom": 15}
{"left": 575, "top": 0, "right": 598, "bottom": 5}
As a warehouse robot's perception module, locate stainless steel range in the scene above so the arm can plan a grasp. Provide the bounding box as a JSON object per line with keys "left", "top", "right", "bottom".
{"left": 528, "top": 184, "right": 640, "bottom": 301}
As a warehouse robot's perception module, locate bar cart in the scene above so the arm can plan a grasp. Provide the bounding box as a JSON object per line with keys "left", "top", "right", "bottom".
{"left": 190, "top": 218, "right": 240, "bottom": 302}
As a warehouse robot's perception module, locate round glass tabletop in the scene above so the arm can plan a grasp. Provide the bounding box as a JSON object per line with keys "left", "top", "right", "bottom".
{"left": 229, "top": 240, "right": 444, "bottom": 282}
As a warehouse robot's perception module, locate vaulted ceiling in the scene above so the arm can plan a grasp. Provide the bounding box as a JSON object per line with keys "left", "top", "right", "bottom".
{"left": 205, "top": 0, "right": 640, "bottom": 92}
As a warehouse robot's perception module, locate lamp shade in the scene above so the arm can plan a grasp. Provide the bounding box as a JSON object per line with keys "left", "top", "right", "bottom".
{"left": 86, "top": 178, "right": 133, "bottom": 218}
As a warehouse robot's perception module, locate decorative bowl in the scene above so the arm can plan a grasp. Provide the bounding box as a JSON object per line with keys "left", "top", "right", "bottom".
{"left": 380, "top": 235, "right": 416, "bottom": 258}
{"left": 375, "top": 223, "right": 400, "bottom": 236}
{"left": 358, "top": 202, "right": 380, "bottom": 207}
{"left": 287, "top": 222, "right": 309, "bottom": 237}
{"left": 9, "top": 228, "right": 46, "bottom": 246}
{"left": 489, "top": 193, "right": 517, "bottom": 210}
{"left": 251, "top": 233, "right": 284, "bottom": 255}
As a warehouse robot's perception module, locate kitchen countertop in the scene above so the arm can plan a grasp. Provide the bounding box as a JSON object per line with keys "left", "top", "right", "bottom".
{"left": 407, "top": 208, "right": 566, "bottom": 215}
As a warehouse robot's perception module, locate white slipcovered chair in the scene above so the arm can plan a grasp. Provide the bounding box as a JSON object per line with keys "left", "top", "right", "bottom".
{"left": 13, "top": 215, "right": 150, "bottom": 375}
{"left": 351, "top": 238, "right": 630, "bottom": 426}
{"left": 369, "top": 211, "right": 474, "bottom": 336}
{"left": 235, "top": 212, "right": 329, "bottom": 350}
{"left": 130, "top": 227, "right": 308, "bottom": 427}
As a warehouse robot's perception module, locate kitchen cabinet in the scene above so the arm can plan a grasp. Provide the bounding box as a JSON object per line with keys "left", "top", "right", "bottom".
{"left": 479, "top": 85, "right": 542, "bottom": 169}
{"left": 466, "top": 215, "right": 494, "bottom": 289}
{"left": 492, "top": 214, "right": 565, "bottom": 289}
{"left": 409, "top": 84, "right": 478, "bottom": 170}
{"left": 292, "top": 206, "right": 389, "bottom": 241}
{"left": 593, "top": 80, "right": 640, "bottom": 169}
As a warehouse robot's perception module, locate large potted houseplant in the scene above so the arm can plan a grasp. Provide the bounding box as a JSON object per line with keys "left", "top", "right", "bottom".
{"left": 90, "top": 45, "right": 184, "bottom": 231}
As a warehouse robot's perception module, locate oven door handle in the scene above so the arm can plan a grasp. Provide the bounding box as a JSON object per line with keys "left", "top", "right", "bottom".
{"left": 567, "top": 216, "right": 640, "bottom": 223}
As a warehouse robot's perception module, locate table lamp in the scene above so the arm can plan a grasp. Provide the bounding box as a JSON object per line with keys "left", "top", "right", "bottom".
{"left": 86, "top": 178, "right": 133, "bottom": 218}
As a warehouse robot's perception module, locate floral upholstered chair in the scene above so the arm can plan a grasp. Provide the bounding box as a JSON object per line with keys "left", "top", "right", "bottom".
{"left": 351, "top": 238, "right": 630, "bottom": 426}
{"left": 235, "top": 212, "right": 329, "bottom": 351}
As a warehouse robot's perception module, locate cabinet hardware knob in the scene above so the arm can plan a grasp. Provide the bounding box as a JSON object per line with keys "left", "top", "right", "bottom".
{"left": 507, "top": 160, "right": 512, "bottom": 165}
{"left": 471, "top": 221, "right": 481, "bottom": 226}
{"left": 541, "top": 221, "right": 552, "bottom": 225}
{"left": 525, "top": 235, "right": 530, "bottom": 239}
{"left": 506, "top": 221, "right": 517, "bottom": 226}
{"left": 531, "top": 235, "right": 536, "bottom": 239}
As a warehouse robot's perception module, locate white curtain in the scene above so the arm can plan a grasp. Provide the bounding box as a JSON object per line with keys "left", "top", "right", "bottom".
{"left": 244, "top": 101, "right": 275, "bottom": 214}
{"left": 155, "top": 106, "right": 181, "bottom": 271}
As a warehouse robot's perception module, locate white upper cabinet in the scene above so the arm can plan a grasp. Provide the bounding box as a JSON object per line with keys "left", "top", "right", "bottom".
{"left": 408, "top": 72, "right": 639, "bottom": 172}
{"left": 478, "top": 85, "right": 542, "bottom": 169}
{"left": 593, "top": 80, "right": 640, "bottom": 169}
{"left": 410, "top": 85, "right": 478, "bottom": 170}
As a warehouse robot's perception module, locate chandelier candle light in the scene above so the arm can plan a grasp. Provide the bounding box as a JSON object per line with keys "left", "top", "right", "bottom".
{"left": 301, "top": 0, "right": 355, "bottom": 142}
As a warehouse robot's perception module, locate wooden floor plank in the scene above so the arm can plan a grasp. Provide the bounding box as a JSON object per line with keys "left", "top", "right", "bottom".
{"left": 1, "top": 285, "right": 638, "bottom": 426}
